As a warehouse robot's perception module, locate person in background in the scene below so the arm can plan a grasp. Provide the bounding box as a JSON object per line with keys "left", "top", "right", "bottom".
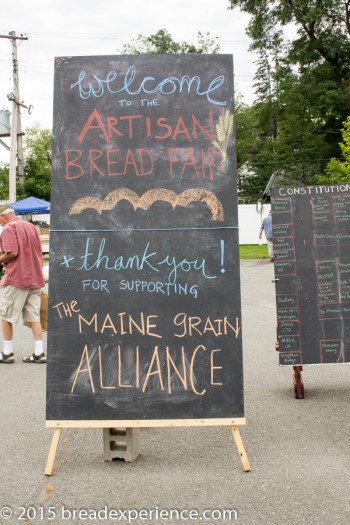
{"left": 0, "top": 205, "right": 46, "bottom": 364}
{"left": 259, "top": 210, "right": 274, "bottom": 262}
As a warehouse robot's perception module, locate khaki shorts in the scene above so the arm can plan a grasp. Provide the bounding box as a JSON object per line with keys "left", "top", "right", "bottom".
{"left": 0, "top": 286, "right": 43, "bottom": 324}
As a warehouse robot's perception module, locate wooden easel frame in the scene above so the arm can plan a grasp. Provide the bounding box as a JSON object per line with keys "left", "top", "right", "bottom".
{"left": 45, "top": 418, "right": 250, "bottom": 475}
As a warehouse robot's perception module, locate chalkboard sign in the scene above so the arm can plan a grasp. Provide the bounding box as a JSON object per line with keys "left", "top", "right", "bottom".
{"left": 46, "top": 54, "right": 244, "bottom": 424}
{"left": 271, "top": 185, "right": 350, "bottom": 365}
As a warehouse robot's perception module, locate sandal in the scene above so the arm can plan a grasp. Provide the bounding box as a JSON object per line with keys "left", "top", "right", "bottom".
{"left": 23, "top": 352, "right": 47, "bottom": 363}
{"left": 0, "top": 352, "right": 14, "bottom": 364}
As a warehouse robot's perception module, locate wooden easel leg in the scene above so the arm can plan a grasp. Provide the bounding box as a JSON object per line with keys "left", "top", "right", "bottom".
{"left": 45, "top": 428, "right": 62, "bottom": 476}
{"left": 293, "top": 366, "right": 304, "bottom": 399}
{"left": 231, "top": 425, "right": 250, "bottom": 472}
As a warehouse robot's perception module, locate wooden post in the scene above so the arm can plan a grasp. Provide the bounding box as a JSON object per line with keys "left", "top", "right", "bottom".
{"left": 0, "top": 31, "right": 29, "bottom": 201}
{"left": 9, "top": 31, "right": 24, "bottom": 181}
{"left": 9, "top": 93, "right": 17, "bottom": 203}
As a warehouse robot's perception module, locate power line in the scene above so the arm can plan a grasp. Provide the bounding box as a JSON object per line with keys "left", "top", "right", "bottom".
{"left": 238, "top": 158, "right": 344, "bottom": 167}
{"left": 0, "top": 30, "right": 253, "bottom": 45}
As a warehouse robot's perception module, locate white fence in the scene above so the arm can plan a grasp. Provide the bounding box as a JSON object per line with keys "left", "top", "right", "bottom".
{"left": 34, "top": 205, "right": 270, "bottom": 247}
{"left": 238, "top": 203, "right": 271, "bottom": 245}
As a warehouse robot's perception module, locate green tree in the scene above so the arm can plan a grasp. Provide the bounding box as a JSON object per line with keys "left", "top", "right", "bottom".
{"left": 227, "top": 0, "right": 349, "bottom": 195}
{"left": 235, "top": 95, "right": 259, "bottom": 164}
{"left": 235, "top": 97, "right": 269, "bottom": 200}
{"left": 228, "top": 0, "right": 350, "bottom": 114}
{"left": 121, "top": 29, "right": 220, "bottom": 54}
{"left": 21, "top": 124, "right": 52, "bottom": 201}
{"left": 253, "top": 33, "right": 288, "bottom": 152}
{"left": 235, "top": 64, "right": 336, "bottom": 196}
{"left": 0, "top": 163, "right": 9, "bottom": 200}
{"left": 261, "top": 61, "right": 346, "bottom": 182}
{"left": 316, "top": 116, "right": 350, "bottom": 183}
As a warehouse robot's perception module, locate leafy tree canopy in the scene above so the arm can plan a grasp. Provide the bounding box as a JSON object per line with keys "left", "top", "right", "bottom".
{"left": 0, "top": 163, "right": 9, "bottom": 200}
{"left": 121, "top": 29, "right": 220, "bottom": 55}
{"left": 228, "top": 0, "right": 350, "bottom": 113}
{"left": 316, "top": 116, "right": 350, "bottom": 183}
{"left": 0, "top": 124, "right": 52, "bottom": 202}
{"left": 228, "top": 2, "right": 350, "bottom": 197}
{"left": 21, "top": 124, "right": 52, "bottom": 201}
{"left": 235, "top": 95, "right": 260, "bottom": 165}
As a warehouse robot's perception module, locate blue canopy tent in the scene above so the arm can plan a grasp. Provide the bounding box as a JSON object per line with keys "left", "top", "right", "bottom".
{"left": 10, "top": 196, "right": 50, "bottom": 214}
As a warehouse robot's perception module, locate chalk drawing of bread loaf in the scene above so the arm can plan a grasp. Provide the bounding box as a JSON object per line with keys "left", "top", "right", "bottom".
{"left": 68, "top": 188, "right": 224, "bottom": 221}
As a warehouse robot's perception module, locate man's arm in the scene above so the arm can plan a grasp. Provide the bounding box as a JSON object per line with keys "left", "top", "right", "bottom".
{"left": 33, "top": 228, "right": 44, "bottom": 267}
{"left": 259, "top": 221, "right": 264, "bottom": 239}
{"left": 0, "top": 251, "right": 18, "bottom": 264}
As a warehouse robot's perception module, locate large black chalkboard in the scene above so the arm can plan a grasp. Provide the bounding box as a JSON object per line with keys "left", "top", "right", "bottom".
{"left": 271, "top": 185, "right": 350, "bottom": 365}
{"left": 46, "top": 55, "right": 244, "bottom": 423}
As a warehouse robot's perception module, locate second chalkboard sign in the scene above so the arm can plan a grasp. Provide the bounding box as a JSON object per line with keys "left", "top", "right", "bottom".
{"left": 271, "top": 185, "right": 350, "bottom": 366}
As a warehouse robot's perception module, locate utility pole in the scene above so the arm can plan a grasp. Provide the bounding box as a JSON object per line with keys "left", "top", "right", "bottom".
{"left": 0, "top": 31, "right": 28, "bottom": 203}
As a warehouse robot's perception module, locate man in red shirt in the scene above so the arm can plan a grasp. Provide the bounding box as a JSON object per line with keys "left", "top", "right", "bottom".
{"left": 0, "top": 205, "right": 46, "bottom": 363}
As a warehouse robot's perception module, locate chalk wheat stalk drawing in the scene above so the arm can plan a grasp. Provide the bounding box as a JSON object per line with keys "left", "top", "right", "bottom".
{"left": 212, "top": 109, "right": 234, "bottom": 167}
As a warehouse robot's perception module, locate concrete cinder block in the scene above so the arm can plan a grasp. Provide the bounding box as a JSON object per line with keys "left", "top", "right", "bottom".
{"left": 103, "top": 428, "right": 140, "bottom": 462}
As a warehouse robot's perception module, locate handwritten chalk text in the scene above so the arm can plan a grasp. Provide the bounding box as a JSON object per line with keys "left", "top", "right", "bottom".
{"left": 75, "top": 238, "right": 217, "bottom": 285}
{"left": 65, "top": 147, "right": 223, "bottom": 180}
{"left": 71, "top": 343, "right": 224, "bottom": 395}
{"left": 71, "top": 66, "right": 227, "bottom": 106}
{"left": 77, "top": 109, "right": 214, "bottom": 143}
{"left": 120, "top": 279, "right": 198, "bottom": 298}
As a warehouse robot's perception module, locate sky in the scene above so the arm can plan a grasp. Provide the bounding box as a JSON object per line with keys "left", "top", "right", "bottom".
{"left": 0, "top": 0, "right": 258, "bottom": 162}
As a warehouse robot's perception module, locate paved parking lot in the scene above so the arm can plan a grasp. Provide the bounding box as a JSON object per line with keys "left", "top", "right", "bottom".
{"left": 0, "top": 259, "right": 349, "bottom": 525}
